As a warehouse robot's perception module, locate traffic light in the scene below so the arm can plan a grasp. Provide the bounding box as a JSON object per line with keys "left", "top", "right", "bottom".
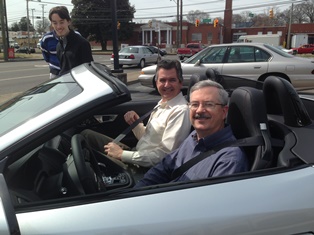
{"left": 214, "top": 18, "right": 219, "bottom": 27}
{"left": 117, "top": 21, "right": 121, "bottom": 30}
{"left": 195, "top": 19, "right": 200, "bottom": 27}
{"left": 269, "top": 8, "right": 274, "bottom": 19}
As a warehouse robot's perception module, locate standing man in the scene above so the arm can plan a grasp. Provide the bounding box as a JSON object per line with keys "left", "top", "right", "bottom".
{"left": 82, "top": 59, "right": 191, "bottom": 171}
{"left": 135, "top": 80, "right": 248, "bottom": 187}
{"left": 40, "top": 27, "right": 82, "bottom": 79}
{"left": 49, "top": 6, "right": 93, "bottom": 75}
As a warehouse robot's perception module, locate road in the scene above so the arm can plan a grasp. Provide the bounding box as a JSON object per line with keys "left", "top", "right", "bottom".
{"left": 0, "top": 54, "right": 175, "bottom": 104}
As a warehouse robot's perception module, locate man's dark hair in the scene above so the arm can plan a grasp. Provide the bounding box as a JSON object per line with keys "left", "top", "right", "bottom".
{"left": 49, "top": 6, "right": 71, "bottom": 21}
{"left": 155, "top": 59, "right": 183, "bottom": 82}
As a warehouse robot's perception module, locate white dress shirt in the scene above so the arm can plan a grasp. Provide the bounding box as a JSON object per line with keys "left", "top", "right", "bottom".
{"left": 121, "top": 92, "right": 191, "bottom": 167}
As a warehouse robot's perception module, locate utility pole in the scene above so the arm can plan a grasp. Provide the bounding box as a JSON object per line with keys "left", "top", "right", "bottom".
{"left": 26, "top": 0, "right": 30, "bottom": 48}
{"left": 31, "top": 8, "right": 35, "bottom": 27}
{"left": 1, "top": 0, "right": 8, "bottom": 61}
{"left": 40, "top": 4, "right": 47, "bottom": 31}
{"left": 179, "top": 0, "right": 182, "bottom": 46}
{"left": 287, "top": 2, "right": 293, "bottom": 49}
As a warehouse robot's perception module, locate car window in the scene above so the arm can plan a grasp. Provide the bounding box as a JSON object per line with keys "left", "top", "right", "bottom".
{"left": 143, "top": 47, "right": 153, "bottom": 54}
{"left": 120, "top": 47, "right": 139, "bottom": 54}
{"left": 264, "top": 44, "right": 294, "bottom": 58}
{"left": 0, "top": 74, "right": 82, "bottom": 136}
{"left": 254, "top": 48, "right": 270, "bottom": 62}
{"left": 196, "top": 46, "right": 227, "bottom": 63}
{"left": 227, "top": 46, "right": 270, "bottom": 63}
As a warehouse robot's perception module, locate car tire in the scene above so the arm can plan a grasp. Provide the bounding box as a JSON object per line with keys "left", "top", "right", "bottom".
{"left": 139, "top": 59, "right": 145, "bottom": 68}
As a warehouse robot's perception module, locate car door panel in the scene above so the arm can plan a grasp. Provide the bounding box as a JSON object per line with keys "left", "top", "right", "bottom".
{"left": 222, "top": 62, "right": 268, "bottom": 80}
{"left": 90, "top": 100, "right": 158, "bottom": 147}
{"left": 15, "top": 167, "right": 314, "bottom": 234}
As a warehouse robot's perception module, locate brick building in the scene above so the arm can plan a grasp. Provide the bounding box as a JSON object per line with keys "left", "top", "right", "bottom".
{"left": 118, "top": 21, "right": 314, "bottom": 51}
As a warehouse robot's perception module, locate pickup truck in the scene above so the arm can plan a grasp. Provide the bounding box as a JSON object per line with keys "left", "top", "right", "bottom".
{"left": 292, "top": 44, "right": 314, "bottom": 55}
{"left": 177, "top": 43, "right": 205, "bottom": 60}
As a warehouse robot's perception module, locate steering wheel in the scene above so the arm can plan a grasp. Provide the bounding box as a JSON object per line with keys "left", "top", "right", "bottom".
{"left": 71, "top": 134, "right": 106, "bottom": 194}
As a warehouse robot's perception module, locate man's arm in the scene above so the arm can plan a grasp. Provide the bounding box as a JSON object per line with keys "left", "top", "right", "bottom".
{"left": 134, "top": 150, "right": 177, "bottom": 188}
{"left": 121, "top": 106, "right": 190, "bottom": 167}
{"left": 40, "top": 40, "right": 50, "bottom": 63}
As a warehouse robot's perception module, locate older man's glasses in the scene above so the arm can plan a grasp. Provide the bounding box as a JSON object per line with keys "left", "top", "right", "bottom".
{"left": 188, "top": 101, "right": 225, "bottom": 111}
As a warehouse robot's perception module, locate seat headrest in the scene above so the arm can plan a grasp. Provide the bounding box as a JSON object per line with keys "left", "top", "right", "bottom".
{"left": 206, "top": 68, "right": 226, "bottom": 87}
{"left": 227, "top": 87, "right": 268, "bottom": 139}
{"left": 263, "top": 76, "right": 312, "bottom": 127}
{"left": 186, "top": 73, "right": 208, "bottom": 102}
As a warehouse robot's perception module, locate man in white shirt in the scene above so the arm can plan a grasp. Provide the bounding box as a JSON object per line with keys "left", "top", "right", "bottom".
{"left": 81, "top": 59, "right": 191, "bottom": 170}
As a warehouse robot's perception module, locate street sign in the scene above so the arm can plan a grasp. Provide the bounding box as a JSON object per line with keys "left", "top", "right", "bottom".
{"left": 203, "top": 19, "right": 211, "bottom": 23}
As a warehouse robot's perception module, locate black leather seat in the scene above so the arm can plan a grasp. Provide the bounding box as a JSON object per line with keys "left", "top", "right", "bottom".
{"left": 263, "top": 76, "right": 312, "bottom": 127}
{"left": 186, "top": 68, "right": 225, "bottom": 102}
{"left": 186, "top": 73, "right": 208, "bottom": 102}
{"left": 227, "top": 86, "right": 273, "bottom": 171}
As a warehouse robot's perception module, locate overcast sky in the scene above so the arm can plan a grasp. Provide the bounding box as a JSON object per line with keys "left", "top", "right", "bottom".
{"left": 6, "top": 0, "right": 297, "bottom": 26}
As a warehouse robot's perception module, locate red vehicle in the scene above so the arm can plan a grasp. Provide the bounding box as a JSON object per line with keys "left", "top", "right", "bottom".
{"left": 292, "top": 44, "right": 314, "bottom": 55}
{"left": 177, "top": 43, "right": 205, "bottom": 60}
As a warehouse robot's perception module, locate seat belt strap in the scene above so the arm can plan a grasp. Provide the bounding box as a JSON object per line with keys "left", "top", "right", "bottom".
{"left": 113, "top": 106, "right": 159, "bottom": 144}
{"left": 171, "top": 136, "right": 264, "bottom": 180}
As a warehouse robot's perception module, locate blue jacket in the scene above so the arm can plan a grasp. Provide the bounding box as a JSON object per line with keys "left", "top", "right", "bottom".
{"left": 135, "top": 125, "right": 248, "bottom": 187}
{"left": 40, "top": 31, "right": 60, "bottom": 75}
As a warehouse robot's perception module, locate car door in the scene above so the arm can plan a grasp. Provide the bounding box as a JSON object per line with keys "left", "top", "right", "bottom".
{"left": 13, "top": 166, "right": 314, "bottom": 234}
{"left": 143, "top": 47, "right": 157, "bottom": 64}
{"left": 0, "top": 173, "right": 20, "bottom": 235}
{"left": 221, "top": 45, "right": 269, "bottom": 80}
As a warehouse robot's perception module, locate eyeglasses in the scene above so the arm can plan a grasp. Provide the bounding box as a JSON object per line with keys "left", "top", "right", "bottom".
{"left": 188, "top": 101, "right": 225, "bottom": 111}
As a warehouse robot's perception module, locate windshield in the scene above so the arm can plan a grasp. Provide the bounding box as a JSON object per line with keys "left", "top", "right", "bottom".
{"left": 264, "top": 44, "right": 294, "bottom": 58}
{"left": 0, "top": 73, "right": 82, "bottom": 136}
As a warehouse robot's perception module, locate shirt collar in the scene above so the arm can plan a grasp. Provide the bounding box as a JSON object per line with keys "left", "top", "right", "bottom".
{"left": 157, "top": 92, "right": 186, "bottom": 109}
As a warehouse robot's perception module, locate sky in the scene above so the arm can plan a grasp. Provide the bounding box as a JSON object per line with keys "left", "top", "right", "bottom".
{"left": 6, "top": 0, "right": 299, "bottom": 27}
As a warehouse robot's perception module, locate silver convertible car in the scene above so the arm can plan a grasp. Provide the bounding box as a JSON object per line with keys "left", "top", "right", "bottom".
{"left": 1, "top": 62, "right": 314, "bottom": 234}
{"left": 139, "top": 42, "right": 314, "bottom": 90}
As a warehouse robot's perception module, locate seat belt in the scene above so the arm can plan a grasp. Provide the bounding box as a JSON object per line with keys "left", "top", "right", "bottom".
{"left": 112, "top": 105, "right": 159, "bottom": 144}
{"left": 171, "top": 136, "right": 266, "bottom": 180}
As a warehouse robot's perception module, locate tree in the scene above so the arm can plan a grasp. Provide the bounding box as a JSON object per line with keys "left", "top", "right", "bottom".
{"left": 71, "top": 0, "right": 135, "bottom": 51}
{"left": 10, "top": 22, "right": 20, "bottom": 31}
{"left": 186, "top": 10, "right": 209, "bottom": 24}
{"left": 35, "top": 18, "right": 50, "bottom": 35}
{"left": 299, "top": 0, "right": 314, "bottom": 23}
{"left": 292, "top": 3, "right": 309, "bottom": 23}
{"left": 18, "top": 17, "right": 34, "bottom": 31}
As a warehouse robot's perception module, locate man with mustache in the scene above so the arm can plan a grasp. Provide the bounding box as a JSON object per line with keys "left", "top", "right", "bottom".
{"left": 135, "top": 79, "right": 248, "bottom": 187}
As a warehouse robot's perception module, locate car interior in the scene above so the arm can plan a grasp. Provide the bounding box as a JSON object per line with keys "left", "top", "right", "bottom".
{"left": 4, "top": 68, "right": 314, "bottom": 208}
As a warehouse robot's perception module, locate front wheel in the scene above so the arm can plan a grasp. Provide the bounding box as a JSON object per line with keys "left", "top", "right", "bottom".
{"left": 138, "top": 59, "right": 145, "bottom": 68}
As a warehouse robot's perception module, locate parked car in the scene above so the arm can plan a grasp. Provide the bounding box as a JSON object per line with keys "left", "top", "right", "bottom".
{"left": 177, "top": 42, "right": 205, "bottom": 60}
{"left": 110, "top": 45, "right": 159, "bottom": 68}
{"left": 1, "top": 62, "right": 314, "bottom": 234}
{"left": 292, "top": 44, "right": 314, "bottom": 55}
{"left": 15, "top": 47, "right": 35, "bottom": 54}
{"left": 146, "top": 45, "right": 167, "bottom": 56}
{"left": 139, "top": 42, "right": 314, "bottom": 90}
